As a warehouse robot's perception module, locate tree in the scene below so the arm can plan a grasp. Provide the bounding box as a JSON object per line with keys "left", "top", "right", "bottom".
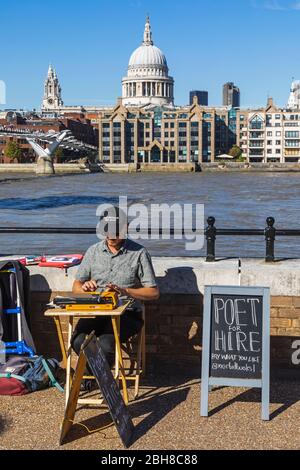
{"left": 229, "top": 145, "right": 243, "bottom": 159}
{"left": 5, "top": 140, "right": 22, "bottom": 162}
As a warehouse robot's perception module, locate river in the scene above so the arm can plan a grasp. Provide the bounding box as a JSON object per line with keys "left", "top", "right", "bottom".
{"left": 0, "top": 172, "right": 299, "bottom": 258}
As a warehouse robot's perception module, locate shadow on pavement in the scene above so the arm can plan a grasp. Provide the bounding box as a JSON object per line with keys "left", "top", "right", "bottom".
{"left": 207, "top": 381, "right": 300, "bottom": 420}
{"left": 61, "top": 384, "right": 190, "bottom": 447}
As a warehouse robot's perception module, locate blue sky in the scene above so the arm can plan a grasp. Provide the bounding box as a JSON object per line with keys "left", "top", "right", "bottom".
{"left": 1, "top": 0, "right": 300, "bottom": 110}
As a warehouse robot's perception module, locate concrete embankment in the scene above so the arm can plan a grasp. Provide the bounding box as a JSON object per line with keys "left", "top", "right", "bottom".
{"left": 0, "top": 163, "right": 102, "bottom": 174}
{"left": 201, "top": 162, "right": 300, "bottom": 172}
{"left": 19, "top": 257, "right": 300, "bottom": 376}
{"left": 2, "top": 162, "right": 300, "bottom": 173}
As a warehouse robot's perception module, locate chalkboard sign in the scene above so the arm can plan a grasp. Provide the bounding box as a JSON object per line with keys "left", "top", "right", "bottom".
{"left": 201, "top": 286, "right": 270, "bottom": 421}
{"left": 210, "top": 294, "right": 263, "bottom": 379}
{"left": 83, "top": 334, "right": 134, "bottom": 448}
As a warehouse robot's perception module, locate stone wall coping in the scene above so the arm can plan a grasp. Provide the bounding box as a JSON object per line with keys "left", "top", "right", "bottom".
{"left": 10, "top": 256, "right": 297, "bottom": 296}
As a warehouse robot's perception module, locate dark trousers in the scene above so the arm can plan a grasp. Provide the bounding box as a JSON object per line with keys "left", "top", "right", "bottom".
{"left": 71, "top": 308, "right": 143, "bottom": 367}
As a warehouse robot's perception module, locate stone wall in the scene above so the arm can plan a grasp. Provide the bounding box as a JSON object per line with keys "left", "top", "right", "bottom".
{"left": 25, "top": 258, "right": 300, "bottom": 376}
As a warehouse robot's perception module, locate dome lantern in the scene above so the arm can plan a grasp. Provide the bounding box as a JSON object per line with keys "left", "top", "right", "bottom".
{"left": 143, "top": 16, "right": 153, "bottom": 46}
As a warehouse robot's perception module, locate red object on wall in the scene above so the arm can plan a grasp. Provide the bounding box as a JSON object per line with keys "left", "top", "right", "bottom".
{"left": 38, "top": 254, "right": 83, "bottom": 269}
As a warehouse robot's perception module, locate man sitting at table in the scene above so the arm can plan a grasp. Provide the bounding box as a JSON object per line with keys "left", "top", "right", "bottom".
{"left": 71, "top": 205, "right": 159, "bottom": 370}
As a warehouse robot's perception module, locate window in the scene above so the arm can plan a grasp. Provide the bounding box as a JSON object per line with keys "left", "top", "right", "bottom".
{"left": 165, "top": 141, "right": 169, "bottom": 147}
{"left": 276, "top": 149, "right": 281, "bottom": 154}
{"left": 165, "top": 122, "right": 169, "bottom": 128}
{"left": 179, "top": 122, "right": 187, "bottom": 128}
{"left": 276, "top": 140, "right": 281, "bottom": 145}
{"left": 276, "top": 131, "right": 281, "bottom": 136}
{"left": 285, "top": 139, "right": 300, "bottom": 147}
{"left": 165, "top": 132, "right": 169, "bottom": 138}
{"left": 103, "top": 123, "right": 110, "bottom": 128}
{"left": 170, "top": 122, "right": 175, "bottom": 128}
{"left": 285, "top": 131, "right": 299, "bottom": 138}
{"left": 275, "top": 115, "right": 281, "bottom": 120}
{"left": 267, "top": 141, "right": 272, "bottom": 145}
{"left": 145, "top": 122, "right": 150, "bottom": 129}
{"left": 250, "top": 115, "right": 264, "bottom": 129}
{"left": 267, "top": 132, "right": 272, "bottom": 136}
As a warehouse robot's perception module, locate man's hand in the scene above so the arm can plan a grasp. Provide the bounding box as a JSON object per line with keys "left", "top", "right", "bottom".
{"left": 107, "top": 283, "right": 128, "bottom": 296}
{"left": 72, "top": 279, "right": 97, "bottom": 294}
{"left": 107, "top": 283, "right": 160, "bottom": 301}
{"left": 82, "top": 280, "right": 98, "bottom": 292}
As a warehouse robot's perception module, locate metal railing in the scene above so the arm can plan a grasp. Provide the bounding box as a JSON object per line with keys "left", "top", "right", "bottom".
{"left": 205, "top": 217, "right": 300, "bottom": 262}
{"left": 0, "top": 217, "right": 299, "bottom": 261}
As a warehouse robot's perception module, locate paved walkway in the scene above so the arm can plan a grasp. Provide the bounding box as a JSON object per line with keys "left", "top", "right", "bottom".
{"left": 0, "top": 376, "right": 300, "bottom": 450}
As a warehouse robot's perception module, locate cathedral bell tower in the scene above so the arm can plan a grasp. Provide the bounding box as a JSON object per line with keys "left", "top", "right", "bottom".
{"left": 42, "top": 65, "right": 64, "bottom": 110}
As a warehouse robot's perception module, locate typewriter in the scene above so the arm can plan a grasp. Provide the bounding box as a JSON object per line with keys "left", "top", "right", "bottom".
{"left": 53, "top": 291, "right": 119, "bottom": 311}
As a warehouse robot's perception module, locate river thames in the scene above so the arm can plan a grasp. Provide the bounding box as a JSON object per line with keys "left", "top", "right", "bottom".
{"left": 0, "top": 171, "right": 299, "bottom": 258}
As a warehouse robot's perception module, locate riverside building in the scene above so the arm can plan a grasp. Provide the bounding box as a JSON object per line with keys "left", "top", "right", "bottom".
{"left": 97, "top": 17, "right": 236, "bottom": 164}
{"left": 237, "top": 97, "right": 300, "bottom": 163}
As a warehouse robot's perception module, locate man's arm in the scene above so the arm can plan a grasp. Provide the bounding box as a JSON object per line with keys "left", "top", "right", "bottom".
{"left": 107, "top": 283, "right": 160, "bottom": 302}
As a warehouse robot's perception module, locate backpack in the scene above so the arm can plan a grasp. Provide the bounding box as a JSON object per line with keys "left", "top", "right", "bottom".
{"left": 0, "top": 356, "right": 65, "bottom": 393}
{"left": 0, "top": 355, "right": 31, "bottom": 377}
{"left": 0, "top": 356, "right": 31, "bottom": 396}
{"left": 0, "top": 377, "right": 28, "bottom": 396}
{"left": 21, "top": 356, "right": 65, "bottom": 392}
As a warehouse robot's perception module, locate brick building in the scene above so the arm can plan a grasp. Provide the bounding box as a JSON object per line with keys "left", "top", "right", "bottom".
{"left": 0, "top": 111, "right": 98, "bottom": 163}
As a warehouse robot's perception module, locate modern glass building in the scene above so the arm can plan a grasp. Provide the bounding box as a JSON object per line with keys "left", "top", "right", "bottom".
{"left": 189, "top": 91, "right": 208, "bottom": 106}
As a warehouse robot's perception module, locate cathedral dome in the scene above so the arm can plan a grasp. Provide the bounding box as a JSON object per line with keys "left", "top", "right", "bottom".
{"left": 129, "top": 44, "right": 167, "bottom": 69}
{"left": 122, "top": 17, "right": 174, "bottom": 107}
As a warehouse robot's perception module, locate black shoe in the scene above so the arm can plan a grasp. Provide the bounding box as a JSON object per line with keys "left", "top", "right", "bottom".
{"left": 80, "top": 379, "right": 93, "bottom": 392}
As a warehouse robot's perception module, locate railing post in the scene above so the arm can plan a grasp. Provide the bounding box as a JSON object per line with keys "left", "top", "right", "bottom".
{"left": 265, "top": 217, "right": 276, "bottom": 262}
{"left": 205, "top": 217, "right": 216, "bottom": 262}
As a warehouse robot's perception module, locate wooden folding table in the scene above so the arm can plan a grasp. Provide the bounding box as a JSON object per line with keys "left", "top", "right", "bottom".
{"left": 45, "top": 301, "right": 131, "bottom": 408}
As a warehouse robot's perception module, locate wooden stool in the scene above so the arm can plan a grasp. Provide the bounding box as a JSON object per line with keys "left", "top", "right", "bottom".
{"left": 121, "top": 306, "right": 146, "bottom": 399}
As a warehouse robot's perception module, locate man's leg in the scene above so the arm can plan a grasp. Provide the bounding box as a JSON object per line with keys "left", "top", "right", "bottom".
{"left": 71, "top": 317, "right": 110, "bottom": 355}
{"left": 71, "top": 310, "right": 144, "bottom": 365}
{"left": 120, "top": 308, "right": 144, "bottom": 343}
{"left": 71, "top": 317, "right": 113, "bottom": 390}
